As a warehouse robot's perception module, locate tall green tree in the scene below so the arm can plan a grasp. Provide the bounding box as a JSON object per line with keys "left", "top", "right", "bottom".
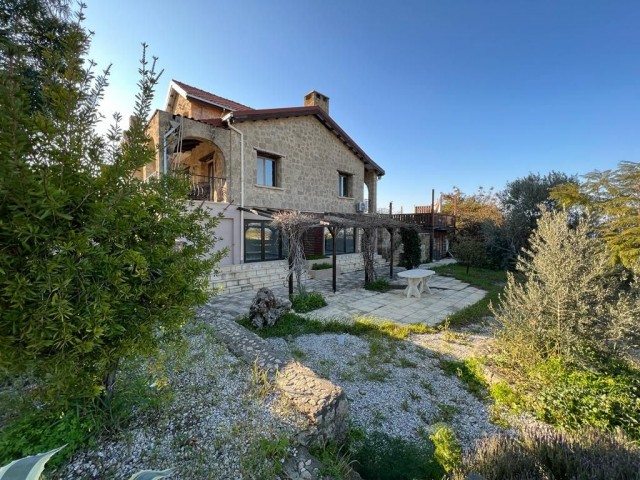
{"left": 552, "top": 161, "right": 640, "bottom": 270}
{"left": 498, "top": 171, "right": 577, "bottom": 265}
{"left": 0, "top": 2, "right": 223, "bottom": 405}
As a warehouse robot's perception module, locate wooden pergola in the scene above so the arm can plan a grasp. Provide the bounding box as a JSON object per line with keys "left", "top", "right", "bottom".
{"left": 268, "top": 209, "right": 415, "bottom": 294}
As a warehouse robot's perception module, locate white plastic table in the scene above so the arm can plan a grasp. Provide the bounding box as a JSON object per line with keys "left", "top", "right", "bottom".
{"left": 397, "top": 269, "right": 435, "bottom": 298}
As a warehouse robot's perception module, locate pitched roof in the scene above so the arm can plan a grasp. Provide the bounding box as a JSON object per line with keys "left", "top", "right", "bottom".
{"left": 168, "top": 80, "right": 252, "bottom": 112}
{"left": 166, "top": 81, "right": 384, "bottom": 176}
{"left": 229, "top": 106, "right": 385, "bottom": 176}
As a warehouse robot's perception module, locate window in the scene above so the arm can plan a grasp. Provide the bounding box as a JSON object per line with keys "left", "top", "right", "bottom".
{"left": 338, "top": 172, "right": 351, "bottom": 197}
{"left": 257, "top": 155, "right": 278, "bottom": 187}
{"left": 325, "top": 227, "right": 356, "bottom": 255}
{"left": 244, "top": 220, "right": 288, "bottom": 262}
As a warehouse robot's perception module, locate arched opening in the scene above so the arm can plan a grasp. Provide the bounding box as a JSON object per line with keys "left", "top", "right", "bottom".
{"left": 171, "top": 136, "right": 227, "bottom": 202}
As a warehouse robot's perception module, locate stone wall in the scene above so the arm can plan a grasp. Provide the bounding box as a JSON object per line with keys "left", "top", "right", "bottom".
{"left": 276, "top": 362, "right": 349, "bottom": 447}
{"left": 236, "top": 116, "right": 370, "bottom": 214}
{"left": 211, "top": 253, "right": 383, "bottom": 294}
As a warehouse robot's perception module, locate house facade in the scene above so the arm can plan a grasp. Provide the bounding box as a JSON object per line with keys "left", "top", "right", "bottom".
{"left": 141, "top": 81, "right": 385, "bottom": 292}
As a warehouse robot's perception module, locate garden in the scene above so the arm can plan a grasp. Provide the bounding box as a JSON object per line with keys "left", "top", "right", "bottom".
{"left": 1, "top": 2, "right": 639, "bottom": 479}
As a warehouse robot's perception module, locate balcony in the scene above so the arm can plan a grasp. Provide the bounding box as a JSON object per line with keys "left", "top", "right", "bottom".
{"left": 390, "top": 212, "right": 456, "bottom": 230}
{"left": 187, "top": 174, "right": 228, "bottom": 203}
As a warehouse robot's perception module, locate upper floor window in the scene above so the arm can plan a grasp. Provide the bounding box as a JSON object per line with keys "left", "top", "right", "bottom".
{"left": 338, "top": 172, "right": 352, "bottom": 197}
{"left": 257, "top": 154, "right": 278, "bottom": 187}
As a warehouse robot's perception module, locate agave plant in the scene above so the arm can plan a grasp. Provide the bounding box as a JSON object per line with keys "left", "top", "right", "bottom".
{"left": 0, "top": 445, "right": 173, "bottom": 479}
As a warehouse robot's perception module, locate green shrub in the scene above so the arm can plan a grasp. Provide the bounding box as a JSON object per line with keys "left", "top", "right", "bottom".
{"left": 0, "top": 3, "right": 223, "bottom": 406}
{"left": 290, "top": 290, "right": 327, "bottom": 313}
{"left": 351, "top": 431, "right": 444, "bottom": 480}
{"left": 454, "top": 425, "right": 640, "bottom": 480}
{"left": 489, "top": 381, "right": 524, "bottom": 413}
{"left": 430, "top": 423, "right": 462, "bottom": 473}
{"left": 364, "top": 279, "right": 391, "bottom": 292}
{"left": 311, "top": 262, "right": 333, "bottom": 270}
{"left": 400, "top": 228, "right": 422, "bottom": 268}
{"left": 530, "top": 358, "right": 640, "bottom": 439}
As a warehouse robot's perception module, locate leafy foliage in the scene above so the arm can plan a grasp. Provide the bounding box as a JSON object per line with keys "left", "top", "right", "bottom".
{"left": 364, "top": 278, "right": 391, "bottom": 292}
{"left": 497, "top": 171, "right": 577, "bottom": 266}
{"left": 290, "top": 290, "right": 327, "bottom": 313}
{"left": 0, "top": 2, "right": 222, "bottom": 406}
{"left": 351, "top": 431, "right": 444, "bottom": 480}
{"left": 429, "top": 423, "right": 462, "bottom": 473}
{"left": 493, "top": 209, "right": 637, "bottom": 368}
{"left": 399, "top": 227, "right": 421, "bottom": 268}
{"left": 530, "top": 358, "right": 640, "bottom": 438}
{"left": 450, "top": 233, "right": 487, "bottom": 273}
{"left": 492, "top": 209, "right": 640, "bottom": 439}
{"left": 552, "top": 161, "right": 640, "bottom": 270}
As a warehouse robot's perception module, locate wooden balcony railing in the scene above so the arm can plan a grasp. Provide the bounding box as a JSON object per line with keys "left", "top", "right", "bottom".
{"left": 390, "top": 212, "right": 456, "bottom": 230}
{"left": 187, "top": 174, "right": 227, "bottom": 202}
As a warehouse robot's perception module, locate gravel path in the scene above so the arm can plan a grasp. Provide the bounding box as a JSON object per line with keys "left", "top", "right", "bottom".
{"left": 53, "top": 321, "right": 306, "bottom": 479}
{"left": 268, "top": 329, "right": 503, "bottom": 452}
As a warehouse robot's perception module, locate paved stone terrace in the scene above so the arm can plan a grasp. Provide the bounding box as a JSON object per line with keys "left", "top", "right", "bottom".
{"left": 201, "top": 260, "right": 486, "bottom": 329}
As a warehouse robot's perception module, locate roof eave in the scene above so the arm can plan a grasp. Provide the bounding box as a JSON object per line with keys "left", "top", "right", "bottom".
{"left": 227, "top": 107, "right": 385, "bottom": 177}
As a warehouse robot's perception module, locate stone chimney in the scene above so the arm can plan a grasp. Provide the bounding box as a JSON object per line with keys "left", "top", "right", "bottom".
{"left": 304, "top": 91, "right": 330, "bottom": 113}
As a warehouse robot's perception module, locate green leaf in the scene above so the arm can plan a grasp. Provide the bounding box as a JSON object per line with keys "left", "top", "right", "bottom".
{"left": 0, "top": 445, "right": 65, "bottom": 480}
{"left": 128, "top": 469, "right": 173, "bottom": 480}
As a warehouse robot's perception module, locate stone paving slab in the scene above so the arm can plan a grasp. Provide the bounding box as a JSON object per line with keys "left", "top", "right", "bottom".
{"left": 201, "top": 261, "right": 486, "bottom": 330}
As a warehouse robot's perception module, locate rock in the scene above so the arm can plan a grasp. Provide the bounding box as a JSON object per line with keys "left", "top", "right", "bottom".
{"left": 249, "top": 288, "right": 292, "bottom": 329}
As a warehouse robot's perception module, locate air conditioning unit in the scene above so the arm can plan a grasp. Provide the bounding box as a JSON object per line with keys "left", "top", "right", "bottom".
{"left": 356, "top": 201, "right": 368, "bottom": 213}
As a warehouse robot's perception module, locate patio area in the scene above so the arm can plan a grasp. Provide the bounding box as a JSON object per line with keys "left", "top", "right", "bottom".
{"left": 205, "top": 260, "right": 486, "bottom": 327}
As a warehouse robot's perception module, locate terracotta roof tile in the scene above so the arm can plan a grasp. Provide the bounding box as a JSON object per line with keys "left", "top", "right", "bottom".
{"left": 172, "top": 80, "right": 252, "bottom": 111}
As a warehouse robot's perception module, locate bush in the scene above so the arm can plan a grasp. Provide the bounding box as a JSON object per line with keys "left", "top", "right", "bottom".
{"left": 492, "top": 210, "right": 640, "bottom": 440}
{"left": 290, "top": 290, "right": 327, "bottom": 313}
{"left": 364, "top": 279, "right": 391, "bottom": 292}
{"left": 311, "top": 262, "right": 333, "bottom": 270}
{"left": 351, "top": 431, "right": 444, "bottom": 480}
{"left": 455, "top": 425, "right": 640, "bottom": 480}
{"left": 400, "top": 228, "right": 422, "bottom": 269}
{"left": 493, "top": 210, "right": 636, "bottom": 369}
{"left": 531, "top": 358, "right": 640, "bottom": 439}
{"left": 0, "top": 4, "right": 223, "bottom": 406}
{"left": 430, "top": 423, "right": 462, "bottom": 473}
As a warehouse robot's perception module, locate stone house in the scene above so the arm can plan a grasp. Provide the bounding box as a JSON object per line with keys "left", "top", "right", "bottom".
{"left": 141, "top": 80, "right": 385, "bottom": 292}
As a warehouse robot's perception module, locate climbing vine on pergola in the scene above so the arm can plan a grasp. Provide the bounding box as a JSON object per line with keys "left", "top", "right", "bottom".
{"left": 271, "top": 210, "right": 414, "bottom": 294}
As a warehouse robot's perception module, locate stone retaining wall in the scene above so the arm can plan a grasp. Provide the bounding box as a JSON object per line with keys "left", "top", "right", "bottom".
{"left": 211, "top": 253, "right": 385, "bottom": 294}
{"left": 276, "top": 362, "right": 349, "bottom": 447}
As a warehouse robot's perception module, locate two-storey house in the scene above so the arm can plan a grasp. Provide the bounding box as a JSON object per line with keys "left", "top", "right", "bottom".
{"left": 141, "top": 80, "right": 385, "bottom": 292}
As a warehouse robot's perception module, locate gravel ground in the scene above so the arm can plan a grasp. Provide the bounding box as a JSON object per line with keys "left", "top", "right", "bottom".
{"left": 53, "top": 321, "right": 306, "bottom": 480}
{"left": 268, "top": 329, "right": 503, "bottom": 452}
{"left": 48, "top": 319, "right": 505, "bottom": 478}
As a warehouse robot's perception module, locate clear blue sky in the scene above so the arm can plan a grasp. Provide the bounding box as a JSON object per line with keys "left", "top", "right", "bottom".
{"left": 84, "top": 0, "right": 639, "bottom": 212}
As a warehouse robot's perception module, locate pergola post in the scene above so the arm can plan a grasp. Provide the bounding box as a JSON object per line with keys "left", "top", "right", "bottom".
{"left": 387, "top": 227, "right": 394, "bottom": 279}
{"left": 329, "top": 226, "right": 337, "bottom": 293}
